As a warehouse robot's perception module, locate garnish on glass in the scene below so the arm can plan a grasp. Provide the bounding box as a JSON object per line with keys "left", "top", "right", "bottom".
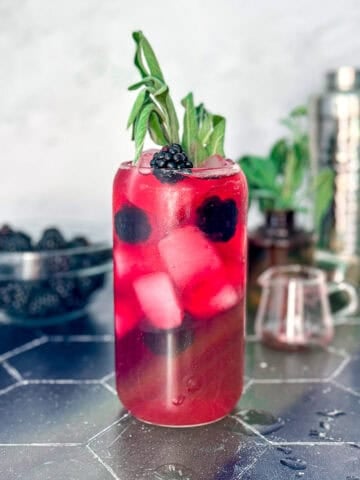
{"left": 127, "top": 31, "right": 228, "bottom": 182}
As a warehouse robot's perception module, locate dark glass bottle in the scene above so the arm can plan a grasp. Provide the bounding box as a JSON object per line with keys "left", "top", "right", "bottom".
{"left": 247, "top": 210, "right": 315, "bottom": 316}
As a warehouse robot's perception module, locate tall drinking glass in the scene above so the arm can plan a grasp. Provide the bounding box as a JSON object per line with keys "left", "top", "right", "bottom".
{"left": 113, "top": 158, "right": 248, "bottom": 427}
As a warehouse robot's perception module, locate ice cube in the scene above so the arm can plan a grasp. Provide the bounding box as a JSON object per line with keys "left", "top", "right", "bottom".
{"left": 134, "top": 272, "right": 183, "bottom": 329}
{"left": 184, "top": 272, "right": 238, "bottom": 319}
{"left": 202, "top": 154, "right": 233, "bottom": 169}
{"left": 138, "top": 148, "right": 159, "bottom": 173}
{"left": 158, "top": 226, "right": 223, "bottom": 290}
{"left": 115, "top": 294, "right": 142, "bottom": 337}
{"left": 113, "top": 244, "right": 162, "bottom": 282}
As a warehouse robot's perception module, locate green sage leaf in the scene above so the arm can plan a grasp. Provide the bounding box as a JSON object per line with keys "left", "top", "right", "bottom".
{"left": 134, "top": 31, "right": 164, "bottom": 81}
{"left": 127, "top": 90, "right": 147, "bottom": 129}
{"left": 148, "top": 110, "right": 168, "bottom": 146}
{"left": 134, "top": 103, "right": 154, "bottom": 161}
{"left": 207, "top": 115, "right": 225, "bottom": 156}
{"left": 181, "top": 93, "right": 198, "bottom": 161}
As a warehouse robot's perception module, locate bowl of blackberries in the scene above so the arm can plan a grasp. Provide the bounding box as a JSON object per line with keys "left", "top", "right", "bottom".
{"left": 0, "top": 224, "right": 112, "bottom": 326}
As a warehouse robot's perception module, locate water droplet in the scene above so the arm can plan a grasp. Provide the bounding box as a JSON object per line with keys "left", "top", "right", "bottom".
{"left": 280, "top": 457, "right": 307, "bottom": 471}
{"left": 316, "top": 409, "right": 346, "bottom": 418}
{"left": 153, "top": 463, "right": 194, "bottom": 480}
{"left": 259, "top": 361, "right": 268, "bottom": 368}
{"left": 185, "top": 376, "right": 202, "bottom": 393}
{"left": 237, "top": 409, "right": 284, "bottom": 435}
{"left": 319, "top": 421, "right": 331, "bottom": 430}
{"left": 295, "top": 473, "right": 305, "bottom": 478}
{"left": 277, "top": 446, "right": 293, "bottom": 455}
{"left": 309, "top": 429, "right": 326, "bottom": 438}
{"left": 349, "top": 442, "right": 360, "bottom": 449}
{"left": 172, "top": 395, "right": 185, "bottom": 406}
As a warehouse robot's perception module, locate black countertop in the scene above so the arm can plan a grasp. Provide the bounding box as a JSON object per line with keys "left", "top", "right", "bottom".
{"left": 0, "top": 282, "right": 360, "bottom": 479}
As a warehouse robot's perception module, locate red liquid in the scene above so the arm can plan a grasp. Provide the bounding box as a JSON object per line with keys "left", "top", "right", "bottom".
{"left": 113, "top": 158, "right": 248, "bottom": 426}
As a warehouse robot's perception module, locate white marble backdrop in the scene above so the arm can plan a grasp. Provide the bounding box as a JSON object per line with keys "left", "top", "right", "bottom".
{"left": 1, "top": 0, "right": 360, "bottom": 234}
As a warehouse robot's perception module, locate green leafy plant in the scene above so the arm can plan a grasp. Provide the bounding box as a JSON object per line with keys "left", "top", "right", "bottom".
{"left": 127, "top": 32, "right": 226, "bottom": 165}
{"left": 238, "top": 106, "right": 334, "bottom": 229}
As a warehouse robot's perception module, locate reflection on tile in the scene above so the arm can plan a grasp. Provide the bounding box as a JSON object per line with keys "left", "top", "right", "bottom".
{"left": 9, "top": 341, "right": 114, "bottom": 380}
{"left": 0, "top": 384, "right": 121, "bottom": 443}
{"left": 0, "top": 325, "right": 39, "bottom": 357}
{"left": 105, "top": 373, "right": 116, "bottom": 390}
{"left": 335, "top": 354, "right": 360, "bottom": 394}
{"left": 0, "top": 365, "right": 15, "bottom": 390}
{"left": 242, "top": 444, "right": 360, "bottom": 480}
{"left": 238, "top": 382, "right": 360, "bottom": 442}
{"left": 246, "top": 342, "right": 344, "bottom": 380}
{"left": 89, "top": 415, "right": 266, "bottom": 480}
{"left": 332, "top": 324, "right": 360, "bottom": 354}
{"left": 0, "top": 446, "right": 114, "bottom": 480}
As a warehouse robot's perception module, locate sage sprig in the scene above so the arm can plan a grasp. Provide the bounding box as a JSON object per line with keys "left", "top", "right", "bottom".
{"left": 181, "top": 93, "right": 226, "bottom": 166}
{"left": 127, "top": 32, "right": 227, "bottom": 165}
{"left": 127, "top": 31, "right": 180, "bottom": 161}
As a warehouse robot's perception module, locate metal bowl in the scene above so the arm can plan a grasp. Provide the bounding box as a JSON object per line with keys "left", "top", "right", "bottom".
{"left": 0, "top": 242, "right": 112, "bottom": 327}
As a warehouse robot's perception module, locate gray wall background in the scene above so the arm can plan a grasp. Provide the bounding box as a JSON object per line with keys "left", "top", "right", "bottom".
{"left": 1, "top": 0, "right": 359, "bottom": 234}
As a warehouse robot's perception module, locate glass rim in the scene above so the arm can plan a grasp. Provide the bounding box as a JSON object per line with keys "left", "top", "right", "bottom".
{"left": 118, "top": 160, "right": 241, "bottom": 173}
{"left": 258, "top": 264, "right": 326, "bottom": 287}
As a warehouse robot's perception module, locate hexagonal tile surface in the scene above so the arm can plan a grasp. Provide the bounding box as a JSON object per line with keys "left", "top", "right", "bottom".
{"left": 335, "top": 354, "right": 360, "bottom": 394}
{"left": 245, "top": 342, "right": 344, "bottom": 380}
{"left": 0, "top": 365, "right": 15, "bottom": 391}
{"left": 0, "top": 383, "right": 122, "bottom": 443}
{"left": 242, "top": 444, "right": 360, "bottom": 480}
{"left": 89, "top": 414, "right": 266, "bottom": 480}
{"left": 0, "top": 446, "right": 114, "bottom": 480}
{"left": 8, "top": 340, "right": 114, "bottom": 380}
{"left": 0, "top": 325, "right": 40, "bottom": 357}
{"left": 237, "top": 382, "right": 360, "bottom": 442}
{"left": 332, "top": 324, "right": 360, "bottom": 354}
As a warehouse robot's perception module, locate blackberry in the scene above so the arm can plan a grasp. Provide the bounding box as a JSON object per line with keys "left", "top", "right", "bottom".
{"left": 114, "top": 205, "right": 151, "bottom": 244}
{"left": 27, "top": 288, "right": 63, "bottom": 317}
{"left": 0, "top": 281, "right": 31, "bottom": 316}
{"left": 0, "top": 231, "right": 32, "bottom": 252}
{"left": 76, "top": 274, "right": 105, "bottom": 298}
{"left": 150, "top": 144, "right": 193, "bottom": 184}
{"left": 0, "top": 224, "right": 13, "bottom": 235}
{"left": 67, "top": 236, "right": 89, "bottom": 249}
{"left": 48, "top": 278, "right": 77, "bottom": 306}
{"left": 45, "top": 254, "right": 70, "bottom": 274}
{"left": 37, "top": 228, "right": 66, "bottom": 251}
{"left": 196, "top": 195, "right": 238, "bottom": 242}
{"left": 143, "top": 315, "right": 195, "bottom": 356}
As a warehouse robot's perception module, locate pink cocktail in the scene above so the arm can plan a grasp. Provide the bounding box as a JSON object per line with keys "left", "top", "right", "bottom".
{"left": 113, "top": 154, "right": 247, "bottom": 426}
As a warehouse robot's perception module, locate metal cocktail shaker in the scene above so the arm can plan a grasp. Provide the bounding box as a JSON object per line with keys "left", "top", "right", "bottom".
{"left": 310, "top": 67, "right": 360, "bottom": 287}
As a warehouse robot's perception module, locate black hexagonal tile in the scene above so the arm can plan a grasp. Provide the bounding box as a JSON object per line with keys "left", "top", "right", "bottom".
{"left": 335, "top": 354, "right": 360, "bottom": 394}
{"left": 0, "top": 383, "right": 122, "bottom": 443}
{"left": 89, "top": 415, "right": 266, "bottom": 480}
{"left": 0, "top": 365, "right": 15, "bottom": 391}
{"left": 0, "top": 325, "right": 40, "bottom": 357}
{"left": 246, "top": 342, "right": 344, "bottom": 380}
{"left": 242, "top": 444, "right": 360, "bottom": 480}
{"left": 8, "top": 340, "right": 114, "bottom": 380}
{"left": 0, "top": 446, "right": 114, "bottom": 480}
{"left": 237, "top": 382, "right": 360, "bottom": 442}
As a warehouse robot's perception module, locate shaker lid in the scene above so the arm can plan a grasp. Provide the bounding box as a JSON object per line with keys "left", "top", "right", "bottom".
{"left": 326, "top": 67, "right": 360, "bottom": 91}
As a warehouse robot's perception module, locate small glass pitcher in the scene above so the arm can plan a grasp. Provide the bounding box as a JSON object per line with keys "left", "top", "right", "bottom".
{"left": 255, "top": 265, "right": 358, "bottom": 350}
